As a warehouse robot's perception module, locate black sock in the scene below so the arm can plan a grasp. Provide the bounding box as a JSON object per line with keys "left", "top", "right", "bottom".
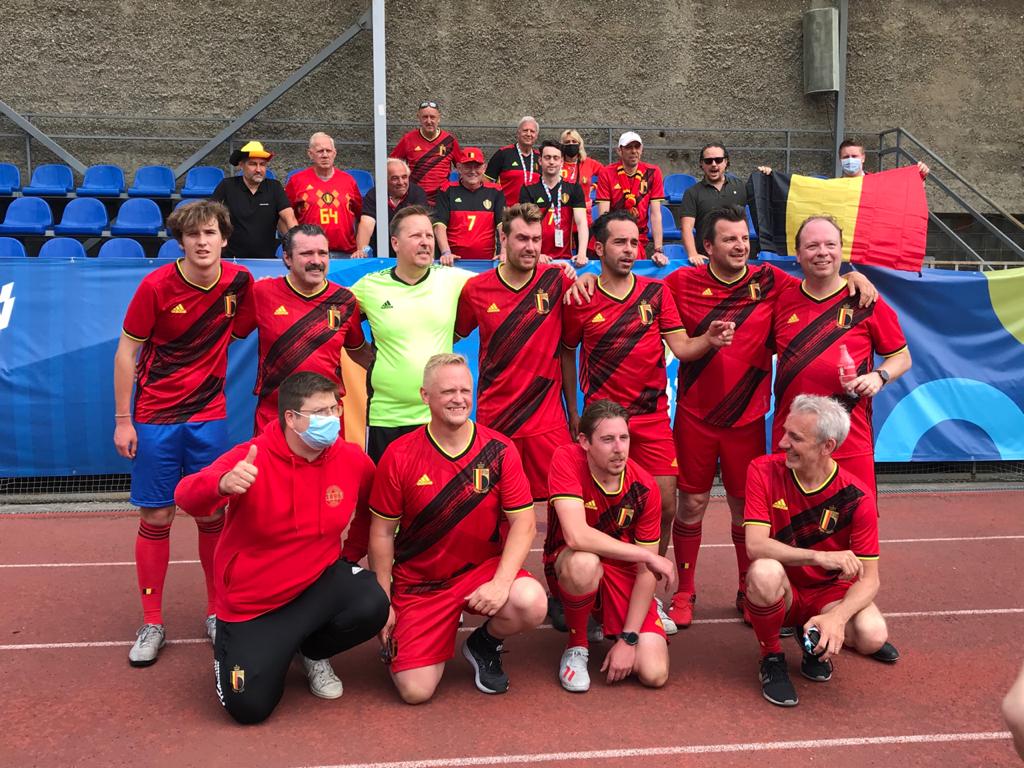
{"left": 479, "top": 620, "right": 503, "bottom": 646}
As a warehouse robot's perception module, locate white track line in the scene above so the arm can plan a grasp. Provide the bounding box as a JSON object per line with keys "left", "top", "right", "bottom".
{"left": 0, "top": 559, "right": 199, "bottom": 568}
{"left": 295, "top": 731, "right": 1011, "bottom": 768}
{"left": 3, "top": 608, "right": 1021, "bottom": 652}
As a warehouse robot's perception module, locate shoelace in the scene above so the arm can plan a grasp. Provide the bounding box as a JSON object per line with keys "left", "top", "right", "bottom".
{"left": 565, "top": 647, "right": 588, "bottom": 663}
{"left": 477, "top": 643, "right": 506, "bottom": 672}
{"left": 761, "top": 656, "right": 787, "bottom": 680}
{"left": 137, "top": 625, "right": 162, "bottom": 645}
{"left": 308, "top": 660, "right": 338, "bottom": 685}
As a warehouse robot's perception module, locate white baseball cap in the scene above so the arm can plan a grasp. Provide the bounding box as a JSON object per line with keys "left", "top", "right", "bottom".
{"left": 618, "top": 131, "right": 643, "bottom": 147}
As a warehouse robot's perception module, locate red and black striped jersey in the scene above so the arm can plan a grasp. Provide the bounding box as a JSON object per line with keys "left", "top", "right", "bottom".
{"left": 485, "top": 144, "right": 541, "bottom": 206}
{"left": 519, "top": 180, "right": 586, "bottom": 259}
{"left": 233, "top": 275, "right": 364, "bottom": 433}
{"left": 595, "top": 161, "right": 666, "bottom": 248}
{"left": 772, "top": 281, "right": 907, "bottom": 459}
{"left": 122, "top": 260, "right": 252, "bottom": 424}
{"left": 432, "top": 181, "right": 505, "bottom": 260}
{"left": 562, "top": 274, "right": 684, "bottom": 418}
{"left": 664, "top": 262, "right": 798, "bottom": 428}
{"left": 391, "top": 128, "right": 460, "bottom": 203}
{"left": 455, "top": 264, "right": 573, "bottom": 438}
{"left": 370, "top": 422, "right": 533, "bottom": 588}
{"left": 545, "top": 444, "right": 662, "bottom": 571}
{"left": 744, "top": 453, "right": 879, "bottom": 590}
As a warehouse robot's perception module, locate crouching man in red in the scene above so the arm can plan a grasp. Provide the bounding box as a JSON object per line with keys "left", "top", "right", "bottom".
{"left": 175, "top": 372, "right": 389, "bottom": 724}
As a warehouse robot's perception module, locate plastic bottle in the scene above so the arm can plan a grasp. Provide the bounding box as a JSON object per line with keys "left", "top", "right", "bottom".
{"left": 837, "top": 344, "right": 857, "bottom": 392}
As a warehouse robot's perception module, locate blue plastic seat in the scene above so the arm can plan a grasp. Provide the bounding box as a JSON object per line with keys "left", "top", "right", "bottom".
{"left": 663, "top": 173, "right": 698, "bottom": 204}
{"left": 128, "top": 165, "right": 175, "bottom": 197}
{"left": 22, "top": 164, "right": 74, "bottom": 196}
{"left": 345, "top": 169, "right": 374, "bottom": 196}
{"left": 173, "top": 198, "right": 203, "bottom": 211}
{"left": 53, "top": 197, "right": 108, "bottom": 236}
{"left": 181, "top": 166, "right": 225, "bottom": 198}
{"left": 754, "top": 251, "right": 795, "bottom": 262}
{"left": 38, "top": 237, "right": 87, "bottom": 259}
{"left": 285, "top": 168, "right": 303, "bottom": 185}
{"left": 663, "top": 243, "right": 688, "bottom": 261}
{"left": 0, "top": 236, "right": 26, "bottom": 257}
{"left": 653, "top": 204, "right": 682, "bottom": 241}
{"left": 0, "top": 197, "right": 53, "bottom": 234}
{"left": 110, "top": 198, "right": 163, "bottom": 236}
{"left": 745, "top": 205, "right": 758, "bottom": 239}
{"left": 157, "top": 238, "right": 184, "bottom": 259}
{"left": 449, "top": 169, "right": 459, "bottom": 183}
{"left": 0, "top": 163, "right": 21, "bottom": 194}
{"left": 99, "top": 238, "right": 147, "bottom": 258}
{"left": 76, "top": 164, "right": 125, "bottom": 196}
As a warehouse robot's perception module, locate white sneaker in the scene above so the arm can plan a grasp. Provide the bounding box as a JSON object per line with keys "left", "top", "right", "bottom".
{"left": 128, "top": 624, "right": 166, "bottom": 667}
{"left": 302, "top": 656, "right": 343, "bottom": 700}
{"left": 205, "top": 614, "right": 217, "bottom": 645}
{"left": 656, "top": 597, "right": 678, "bottom": 635}
{"left": 559, "top": 646, "right": 590, "bottom": 692}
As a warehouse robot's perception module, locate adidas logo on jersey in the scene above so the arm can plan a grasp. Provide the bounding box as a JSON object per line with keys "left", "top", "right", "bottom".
{"left": 772, "top": 498, "right": 789, "bottom": 510}
{"left": 487, "top": 303, "right": 500, "bottom": 313}
{"left": 274, "top": 305, "right": 288, "bottom": 316}
{"left": 591, "top": 313, "right": 605, "bottom": 323}
{"left": 414, "top": 145, "right": 422, "bottom": 151}
{"left": 454, "top": 197, "right": 462, "bottom": 203}
{"left": 381, "top": 300, "right": 394, "bottom": 309}
{"left": 416, "top": 474, "right": 433, "bottom": 486}
{"left": 170, "top": 304, "right": 186, "bottom": 314}
{"left": 671, "top": 458, "right": 678, "bottom": 467}
{"left": 702, "top": 288, "right": 713, "bottom": 296}
{"left": 584, "top": 499, "right": 597, "bottom": 509}
{"left": 536, "top": 197, "right": 545, "bottom": 204}
{"left": 787, "top": 313, "right": 799, "bottom": 324}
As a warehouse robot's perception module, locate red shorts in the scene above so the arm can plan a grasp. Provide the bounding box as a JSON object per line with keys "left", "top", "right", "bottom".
{"left": 390, "top": 557, "right": 535, "bottom": 673}
{"left": 557, "top": 556, "right": 665, "bottom": 638}
{"left": 836, "top": 452, "right": 877, "bottom": 499}
{"left": 785, "top": 580, "right": 852, "bottom": 629}
{"left": 674, "top": 409, "right": 765, "bottom": 497}
{"left": 512, "top": 425, "right": 571, "bottom": 502}
{"left": 628, "top": 413, "right": 677, "bottom": 478}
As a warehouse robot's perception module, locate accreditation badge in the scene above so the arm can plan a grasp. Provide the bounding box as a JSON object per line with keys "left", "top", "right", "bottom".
{"left": 554, "top": 229, "right": 564, "bottom": 249}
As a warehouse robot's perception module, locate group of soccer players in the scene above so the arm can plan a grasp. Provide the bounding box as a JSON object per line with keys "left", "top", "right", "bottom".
{"left": 114, "top": 143, "right": 912, "bottom": 719}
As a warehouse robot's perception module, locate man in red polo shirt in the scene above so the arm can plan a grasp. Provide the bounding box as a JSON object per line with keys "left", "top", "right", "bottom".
{"left": 391, "top": 100, "right": 460, "bottom": 205}
{"left": 486, "top": 116, "right": 542, "bottom": 207}
{"left": 434, "top": 147, "right": 506, "bottom": 263}
{"left": 596, "top": 131, "right": 667, "bottom": 264}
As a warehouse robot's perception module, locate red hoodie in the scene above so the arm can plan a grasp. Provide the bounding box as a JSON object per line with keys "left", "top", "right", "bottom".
{"left": 175, "top": 420, "right": 375, "bottom": 622}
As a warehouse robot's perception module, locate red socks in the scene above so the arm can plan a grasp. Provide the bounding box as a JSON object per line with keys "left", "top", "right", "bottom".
{"left": 747, "top": 597, "right": 786, "bottom": 656}
{"left": 561, "top": 588, "right": 597, "bottom": 649}
{"left": 672, "top": 519, "right": 702, "bottom": 594}
{"left": 195, "top": 517, "right": 224, "bottom": 616}
{"left": 731, "top": 524, "right": 751, "bottom": 592}
{"left": 136, "top": 520, "right": 171, "bottom": 625}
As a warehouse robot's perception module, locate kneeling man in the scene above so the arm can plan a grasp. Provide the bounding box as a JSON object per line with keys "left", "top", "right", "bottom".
{"left": 175, "top": 372, "right": 389, "bottom": 724}
{"left": 744, "top": 394, "right": 898, "bottom": 708}
{"left": 545, "top": 399, "right": 677, "bottom": 693}
{"left": 369, "top": 354, "right": 546, "bottom": 703}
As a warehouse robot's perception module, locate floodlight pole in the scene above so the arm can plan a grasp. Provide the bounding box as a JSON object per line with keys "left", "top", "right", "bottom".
{"left": 833, "top": 0, "right": 848, "bottom": 177}
{"left": 372, "top": 0, "right": 389, "bottom": 259}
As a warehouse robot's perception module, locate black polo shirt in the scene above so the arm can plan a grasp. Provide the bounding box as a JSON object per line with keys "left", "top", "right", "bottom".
{"left": 211, "top": 175, "right": 291, "bottom": 259}
{"left": 361, "top": 182, "right": 429, "bottom": 257}
{"left": 680, "top": 176, "right": 748, "bottom": 254}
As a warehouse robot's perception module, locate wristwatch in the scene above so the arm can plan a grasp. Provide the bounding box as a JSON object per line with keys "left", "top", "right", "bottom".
{"left": 620, "top": 631, "right": 639, "bottom": 646}
{"left": 875, "top": 369, "right": 890, "bottom": 386}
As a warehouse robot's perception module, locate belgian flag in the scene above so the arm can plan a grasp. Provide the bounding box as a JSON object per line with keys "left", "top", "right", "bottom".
{"left": 747, "top": 166, "right": 928, "bottom": 272}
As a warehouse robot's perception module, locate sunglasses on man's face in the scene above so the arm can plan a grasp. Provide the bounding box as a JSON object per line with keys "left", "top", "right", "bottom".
{"left": 702, "top": 156, "right": 726, "bottom": 165}
{"left": 419, "top": 101, "right": 439, "bottom": 110}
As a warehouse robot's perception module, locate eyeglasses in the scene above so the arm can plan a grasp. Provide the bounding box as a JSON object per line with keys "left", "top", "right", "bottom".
{"left": 419, "top": 101, "right": 439, "bottom": 109}
{"left": 702, "top": 156, "right": 727, "bottom": 165}
{"left": 292, "top": 405, "right": 340, "bottom": 418}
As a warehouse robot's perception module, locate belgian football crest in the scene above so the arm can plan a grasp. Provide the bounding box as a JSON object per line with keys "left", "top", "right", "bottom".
{"left": 231, "top": 666, "right": 246, "bottom": 693}
{"left": 819, "top": 506, "right": 839, "bottom": 534}
{"left": 616, "top": 506, "right": 635, "bottom": 528}
{"left": 223, "top": 293, "right": 237, "bottom": 317}
{"left": 639, "top": 179, "right": 648, "bottom": 194}
{"left": 748, "top": 281, "right": 762, "bottom": 300}
{"left": 327, "top": 306, "right": 342, "bottom": 330}
{"left": 837, "top": 306, "right": 854, "bottom": 329}
{"left": 561, "top": 192, "right": 570, "bottom": 204}
{"left": 638, "top": 300, "right": 654, "bottom": 325}
{"left": 483, "top": 199, "right": 493, "bottom": 210}
{"left": 535, "top": 289, "right": 550, "bottom": 315}
{"left": 472, "top": 465, "right": 490, "bottom": 494}
{"left": 438, "top": 144, "right": 447, "bottom": 156}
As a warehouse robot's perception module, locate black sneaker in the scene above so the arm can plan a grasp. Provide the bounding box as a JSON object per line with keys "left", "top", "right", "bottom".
{"left": 586, "top": 615, "right": 605, "bottom": 643}
{"left": 871, "top": 641, "right": 900, "bottom": 663}
{"left": 759, "top": 653, "right": 798, "bottom": 707}
{"left": 779, "top": 625, "right": 796, "bottom": 638}
{"left": 462, "top": 626, "right": 509, "bottom": 694}
{"left": 548, "top": 595, "right": 567, "bottom": 632}
{"left": 800, "top": 651, "right": 833, "bottom": 682}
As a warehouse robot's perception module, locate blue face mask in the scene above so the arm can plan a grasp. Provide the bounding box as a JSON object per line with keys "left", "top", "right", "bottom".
{"left": 295, "top": 414, "right": 341, "bottom": 450}
{"left": 841, "top": 157, "right": 863, "bottom": 175}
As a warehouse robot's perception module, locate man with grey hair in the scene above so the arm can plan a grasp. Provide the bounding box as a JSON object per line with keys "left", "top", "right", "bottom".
{"left": 742, "top": 393, "right": 898, "bottom": 708}
{"left": 285, "top": 132, "right": 362, "bottom": 258}
{"left": 486, "top": 116, "right": 541, "bottom": 206}
{"left": 355, "top": 158, "right": 428, "bottom": 257}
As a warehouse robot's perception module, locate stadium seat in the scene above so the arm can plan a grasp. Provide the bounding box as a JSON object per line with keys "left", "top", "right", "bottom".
{"left": 53, "top": 197, "right": 108, "bottom": 235}
{"left": 38, "top": 237, "right": 87, "bottom": 259}
{"left": 449, "top": 170, "right": 459, "bottom": 183}
{"left": 181, "top": 166, "right": 225, "bottom": 198}
{"left": 173, "top": 198, "right": 202, "bottom": 211}
{"left": 663, "top": 243, "right": 688, "bottom": 261}
{"left": 591, "top": 201, "right": 601, "bottom": 220}
{"left": 285, "top": 169, "right": 302, "bottom": 185}
{"left": 345, "top": 169, "right": 374, "bottom": 196}
{"left": 110, "top": 198, "right": 162, "bottom": 236}
{"left": 745, "top": 205, "right": 758, "bottom": 239}
{"left": 128, "top": 165, "right": 175, "bottom": 197}
{"left": 0, "top": 197, "right": 52, "bottom": 234}
{"left": 157, "top": 238, "right": 184, "bottom": 259}
{"left": 22, "top": 164, "right": 74, "bottom": 196}
{"left": 76, "top": 164, "right": 126, "bottom": 196}
{"left": 655, "top": 205, "right": 682, "bottom": 241}
{"left": 663, "top": 173, "right": 697, "bottom": 204}
{"left": 99, "top": 238, "right": 147, "bottom": 259}
{"left": 0, "top": 163, "right": 21, "bottom": 194}
{"left": 0, "top": 236, "right": 26, "bottom": 257}
{"left": 754, "top": 251, "right": 795, "bottom": 262}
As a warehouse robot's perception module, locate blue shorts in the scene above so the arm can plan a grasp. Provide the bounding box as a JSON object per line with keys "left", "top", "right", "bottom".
{"left": 130, "top": 420, "right": 228, "bottom": 508}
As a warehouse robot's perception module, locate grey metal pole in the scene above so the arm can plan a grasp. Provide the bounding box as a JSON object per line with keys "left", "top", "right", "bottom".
{"left": 833, "top": 0, "right": 848, "bottom": 177}
{"left": 372, "top": 0, "right": 389, "bottom": 258}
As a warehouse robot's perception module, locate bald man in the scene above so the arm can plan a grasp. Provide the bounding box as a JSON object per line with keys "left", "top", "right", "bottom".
{"left": 355, "top": 158, "right": 429, "bottom": 258}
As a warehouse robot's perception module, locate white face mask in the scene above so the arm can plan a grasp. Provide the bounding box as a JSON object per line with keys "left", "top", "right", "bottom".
{"left": 841, "top": 157, "right": 863, "bottom": 175}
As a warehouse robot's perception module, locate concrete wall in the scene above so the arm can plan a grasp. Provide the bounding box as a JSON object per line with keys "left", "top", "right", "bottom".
{"left": 0, "top": 0, "right": 1021, "bottom": 209}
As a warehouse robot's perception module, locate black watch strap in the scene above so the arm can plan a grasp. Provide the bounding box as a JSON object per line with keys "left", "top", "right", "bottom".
{"left": 621, "top": 631, "right": 640, "bottom": 646}
{"left": 875, "top": 369, "right": 890, "bottom": 386}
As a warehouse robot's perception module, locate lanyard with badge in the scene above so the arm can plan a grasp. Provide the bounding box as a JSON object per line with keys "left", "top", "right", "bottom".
{"left": 542, "top": 180, "right": 565, "bottom": 249}
{"left": 519, "top": 150, "right": 535, "bottom": 187}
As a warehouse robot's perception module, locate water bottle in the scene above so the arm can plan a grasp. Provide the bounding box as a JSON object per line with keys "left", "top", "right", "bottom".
{"left": 838, "top": 344, "right": 857, "bottom": 392}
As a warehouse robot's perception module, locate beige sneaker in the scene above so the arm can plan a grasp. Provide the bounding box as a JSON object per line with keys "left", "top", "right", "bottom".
{"left": 302, "top": 656, "right": 343, "bottom": 699}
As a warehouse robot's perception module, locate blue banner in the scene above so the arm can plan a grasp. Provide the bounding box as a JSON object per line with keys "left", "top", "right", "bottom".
{"left": 0, "top": 257, "right": 1021, "bottom": 477}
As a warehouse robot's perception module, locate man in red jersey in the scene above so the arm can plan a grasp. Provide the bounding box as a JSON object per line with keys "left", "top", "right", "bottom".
{"left": 546, "top": 400, "right": 678, "bottom": 693}
{"left": 285, "top": 132, "right": 362, "bottom": 258}
{"left": 175, "top": 372, "right": 389, "bottom": 723}
{"left": 562, "top": 210, "right": 735, "bottom": 633}
{"left": 485, "top": 116, "right": 542, "bottom": 207}
{"left": 519, "top": 140, "right": 589, "bottom": 264}
{"left": 113, "top": 200, "right": 252, "bottom": 668}
{"left": 744, "top": 394, "right": 897, "bottom": 708}
{"left": 772, "top": 215, "right": 911, "bottom": 495}
{"left": 596, "top": 131, "right": 667, "bottom": 263}
{"left": 391, "top": 99, "right": 460, "bottom": 205}
{"left": 662, "top": 206, "right": 879, "bottom": 629}
{"left": 368, "top": 354, "right": 546, "bottom": 703}
{"left": 233, "top": 224, "right": 372, "bottom": 433}
{"left": 434, "top": 147, "right": 506, "bottom": 263}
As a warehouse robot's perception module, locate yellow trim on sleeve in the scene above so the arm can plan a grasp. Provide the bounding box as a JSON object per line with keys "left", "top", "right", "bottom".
{"left": 550, "top": 494, "right": 583, "bottom": 503}
{"left": 503, "top": 504, "right": 533, "bottom": 515}
{"left": 856, "top": 554, "right": 880, "bottom": 561}
{"left": 371, "top": 508, "right": 401, "bottom": 521}
{"left": 880, "top": 345, "right": 908, "bottom": 359}
{"left": 634, "top": 538, "right": 660, "bottom": 547}
{"left": 742, "top": 520, "right": 772, "bottom": 527}
{"left": 344, "top": 341, "right": 366, "bottom": 352}
{"left": 122, "top": 330, "right": 148, "bottom": 343}
{"left": 661, "top": 327, "right": 686, "bottom": 336}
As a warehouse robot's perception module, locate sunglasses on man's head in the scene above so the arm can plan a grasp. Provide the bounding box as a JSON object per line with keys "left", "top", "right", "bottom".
{"left": 702, "top": 156, "right": 726, "bottom": 165}
{"left": 419, "top": 101, "right": 439, "bottom": 109}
